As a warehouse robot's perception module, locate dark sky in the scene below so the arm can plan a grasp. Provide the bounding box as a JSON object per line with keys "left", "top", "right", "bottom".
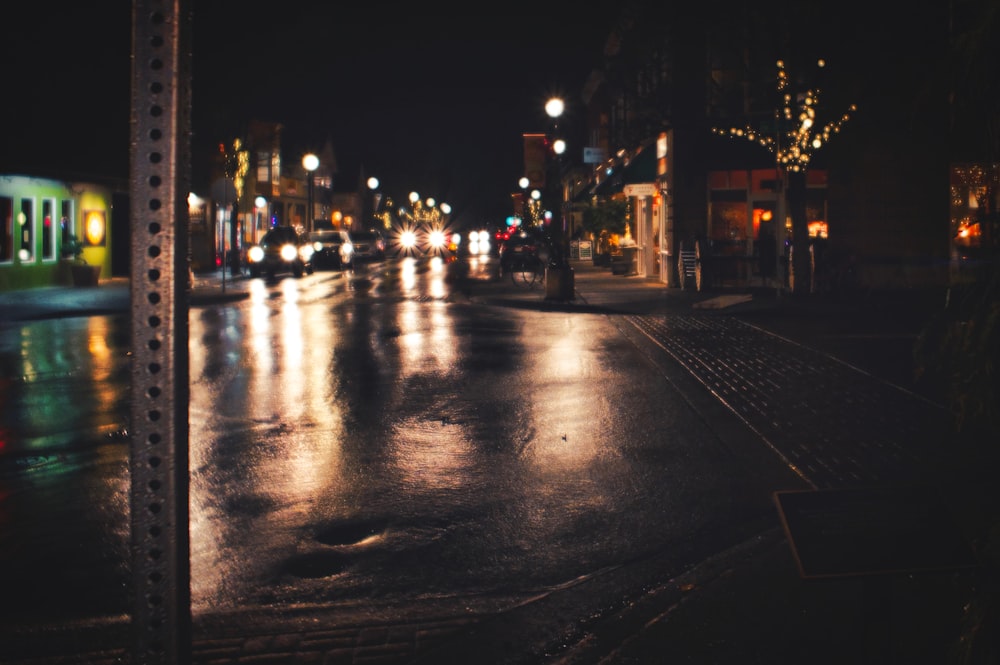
{"left": 2, "top": 2, "right": 613, "bottom": 226}
{"left": 194, "top": 3, "right": 613, "bottom": 225}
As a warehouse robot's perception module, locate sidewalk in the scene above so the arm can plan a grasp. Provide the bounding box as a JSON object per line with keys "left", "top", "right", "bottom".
{"left": 0, "top": 272, "right": 252, "bottom": 322}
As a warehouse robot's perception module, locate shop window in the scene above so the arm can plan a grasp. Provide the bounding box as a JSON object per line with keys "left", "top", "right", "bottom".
{"left": 1, "top": 197, "right": 12, "bottom": 263}
{"left": 709, "top": 200, "right": 748, "bottom": 255}
{"left": 42, "top": 198, "right": 56, "bottom": 260}
{"left": 805, "top": 190, "right": 828, "bottom": 238}
{"left": 60, "top": 200, "right": 75, "bottom": 248}
{"left": 19, "top": 198, "right": 34, "bottom": 263}
{"left": 752, "top": 204, "right": 777, "bottom": 241}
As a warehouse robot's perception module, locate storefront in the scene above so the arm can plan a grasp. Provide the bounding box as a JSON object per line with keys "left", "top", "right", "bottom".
{"left": 0, "top": 174, "right": 114, "bottom": 291}
{"left": 705, "top": 168, "right": 828, "bottom": 289}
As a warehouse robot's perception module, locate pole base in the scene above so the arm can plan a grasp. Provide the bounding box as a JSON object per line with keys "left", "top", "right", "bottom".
{"left": 545, "top": 266, "right": 575, "bottom": 300}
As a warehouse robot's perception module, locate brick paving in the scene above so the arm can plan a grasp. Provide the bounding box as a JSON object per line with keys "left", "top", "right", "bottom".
{"left": 625, "top": 312, "right": 951, "bottom": 490}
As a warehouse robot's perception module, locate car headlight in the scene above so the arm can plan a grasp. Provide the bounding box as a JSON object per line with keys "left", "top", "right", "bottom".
{"left": 313, "top": 241, "right": 323, "bottom": 252}
{"left": 342, "top": 242, "right": 354, "bottom": 256}
{"left": 280, "top": 244, "right": 298, "bottom": 262}
{"left": 247, "top": 246, "right": 264, "bottom": 263}
{"left": 428, "top": 230, "right": 446, "bottom": 249}
{"left": 400, "top": 230, "right": 417, "bottom": 250}
{"left": 299, "top": 244, "right": 314, "bottom": 261}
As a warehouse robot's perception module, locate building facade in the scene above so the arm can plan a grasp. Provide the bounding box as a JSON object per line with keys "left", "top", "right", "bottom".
{"left": 0, "top": 174, "right": 117, "bottom": 291}
{"left": 566, "top": 0, "right": 959, "bottom": 293}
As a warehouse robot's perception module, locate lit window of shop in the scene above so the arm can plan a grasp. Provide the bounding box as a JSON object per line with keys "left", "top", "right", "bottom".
{"left": 19, "top": 198, "right": 35, "bottom": 263}
{"left": 42, "top": 198, "right": 56, "bottom": 261}
{"left": 708, "top": 169, "right": 749, "bottom": 256}
{"left": 1, "top": 197, "right": 12, "bottom": 263}
{"left": 60, "top": 200, "right": 76, "bottom": 249}
{"left": 806, "top": 190, "right": 828, "bottom": 239}
{"left": 950, "top": 163, "right": 998, "bottom": 250}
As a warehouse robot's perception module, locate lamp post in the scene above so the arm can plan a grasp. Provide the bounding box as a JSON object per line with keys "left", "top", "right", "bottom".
{"left": 302, "top": 153, "right": 319, "bottom": 232}
{"left": 253, "top": 196, "right": 267, "bottom": 245}
{"left": 545, "top": 97, "right": 568, "bottom": 243}
{"left": 367, "top": 176, "right": 381, "bottom": 228}
{"left": 542, "top": 96, "right": 574, "bottom": 299}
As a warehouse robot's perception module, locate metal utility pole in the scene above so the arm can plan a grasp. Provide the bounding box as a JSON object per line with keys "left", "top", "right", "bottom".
{"left": 129, "top": 1, "right": 193, "bottom": 663}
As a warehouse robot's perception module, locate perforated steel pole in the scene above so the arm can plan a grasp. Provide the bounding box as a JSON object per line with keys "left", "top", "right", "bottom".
{"left": 130, "top": 1, "right": 192, "bottom": 663}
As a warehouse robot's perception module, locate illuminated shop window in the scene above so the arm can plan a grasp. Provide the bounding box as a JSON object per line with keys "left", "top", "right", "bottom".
{"left": 42, "top": 198, "right": 56, "bottom": 260}
{"left": 0, "top": 196, "right": 12, "bottom": 263}
{"left": 19, "top": 198, "right": 34, "bottom": 263}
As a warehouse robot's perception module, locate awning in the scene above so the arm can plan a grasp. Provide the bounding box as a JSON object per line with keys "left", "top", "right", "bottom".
{"left": 576, "top": 144, "right": 658, "bottom": 200}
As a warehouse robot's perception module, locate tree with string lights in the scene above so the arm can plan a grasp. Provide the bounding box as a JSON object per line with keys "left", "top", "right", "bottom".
{"left": 712, "top": 59, "right": 856, "bottom": 294}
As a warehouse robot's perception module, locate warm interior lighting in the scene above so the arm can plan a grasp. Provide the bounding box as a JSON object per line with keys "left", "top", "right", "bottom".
{"left": 807, "top": 220, "right": 828, "bottom": 238}
{"left": 84, "top": 210, "right": 106, "bottom": 246}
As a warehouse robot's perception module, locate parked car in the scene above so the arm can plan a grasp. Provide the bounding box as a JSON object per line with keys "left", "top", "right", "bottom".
{"left": 246, "top": 226, "right": 314, "bottom": 279}
{"left": 350, "top": 230, "right": 386, "bottom": 261}
{"left": 309, "top": 226, "right": 354, "bottom": 269}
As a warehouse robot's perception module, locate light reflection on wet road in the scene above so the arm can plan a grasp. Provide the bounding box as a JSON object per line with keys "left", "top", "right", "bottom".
{"left": 0, "top": 257, "right": 801, "bottom": 637}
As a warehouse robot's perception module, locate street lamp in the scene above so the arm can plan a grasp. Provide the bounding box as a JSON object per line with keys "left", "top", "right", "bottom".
{"left": 366, "top": 176, "right": 382, "bottom": 228}
{"left": 253, "top": 195, "right": 267, "bottom": 244}
{"left": 545, "top": 97, "right": 564, "bottom": 120}
{"left": 542, "top": 96, "right": 574, "bottom": 299}
{"left": 302, "top": 153, "right": 319, "bottom": 232}
{"left": 545, "top": 96, "right": 567, "bottom": 238}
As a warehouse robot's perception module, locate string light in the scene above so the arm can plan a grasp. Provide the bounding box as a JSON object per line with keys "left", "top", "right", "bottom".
{"left": 712, "top": 59, "right": 856, "bottom": 172}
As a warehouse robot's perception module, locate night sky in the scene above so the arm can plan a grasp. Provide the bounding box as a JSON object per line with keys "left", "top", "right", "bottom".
{"left": 2, "top": 2, "right": 612, "bottom": 226}
{"left": 1, "top": 2, "right": 950, "bottom": 227}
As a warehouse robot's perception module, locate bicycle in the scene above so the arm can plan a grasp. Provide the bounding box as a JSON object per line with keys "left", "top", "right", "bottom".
{"left": 507, "top": 254, "right": 545, "bottom": 289}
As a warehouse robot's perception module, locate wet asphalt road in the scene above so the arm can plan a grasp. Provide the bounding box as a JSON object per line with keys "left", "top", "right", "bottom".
{"left": 0, "top": 257, "right": 981, "bottom": 665}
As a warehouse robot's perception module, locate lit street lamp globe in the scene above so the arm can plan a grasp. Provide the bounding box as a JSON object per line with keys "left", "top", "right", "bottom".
{"left": 302, "top": 153, "right": 319, "bottom": 231}
{"left": 545, "top": 97, "right": 564, "bottom": 119}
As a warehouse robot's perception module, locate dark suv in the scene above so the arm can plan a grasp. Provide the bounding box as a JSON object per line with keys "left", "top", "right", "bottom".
{"left": 350, "top": 230, "right": 386, "bottom": 261}
{"left": 246, "top": 226, "right": 314, "bottom": 279}
{"left": 309, "top": 226, "right": 354, "bottom": 269}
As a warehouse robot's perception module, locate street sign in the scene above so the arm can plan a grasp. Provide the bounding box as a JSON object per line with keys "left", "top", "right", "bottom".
{"left": 623, "top": 183, "right": 657, "bottom": 197}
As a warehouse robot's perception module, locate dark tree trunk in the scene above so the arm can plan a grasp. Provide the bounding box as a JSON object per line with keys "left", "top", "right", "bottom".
{"left": 787, "top": 170, "right": 810, "bottom": 294}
